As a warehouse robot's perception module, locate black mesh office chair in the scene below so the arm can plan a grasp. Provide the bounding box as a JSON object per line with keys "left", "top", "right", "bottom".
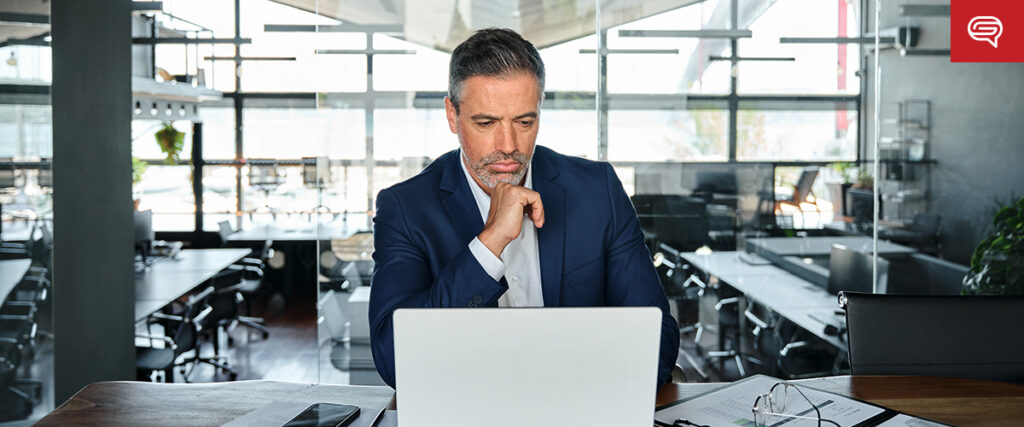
{"left": 841, "top": 292, "right": 1024, "bottom": 383}
{"left": 0, "top": 303, "right": 43, "bottom": 419}
{"left": 136, "top": 287, "right": 219, "bottom": 382}
{"left": 745, "top": 303, "right": 839, "bottom": 379}
{"left": 206, "top": 266, "right": 269, "bottom": 367}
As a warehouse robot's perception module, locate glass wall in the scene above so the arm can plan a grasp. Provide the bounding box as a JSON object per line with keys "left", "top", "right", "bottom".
{"left": 0, "top": 0, "right": 55, "bottom": 420}
{"left": 88, "top": 0, "right": 1021, "bottom": 391}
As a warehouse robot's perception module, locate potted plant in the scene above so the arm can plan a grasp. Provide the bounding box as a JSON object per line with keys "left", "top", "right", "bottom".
{"left": 155, "top": 122, "right": 184, "bottom": 165}
{"left": 132, "top": 156, "right": 147, "bottom": 210}
{"left": 962, "top": 196, "right": 1024, "bottom": 295}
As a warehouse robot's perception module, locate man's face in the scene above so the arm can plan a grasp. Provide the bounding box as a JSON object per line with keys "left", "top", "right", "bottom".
{"left": 445, "top": 73, "right": 541, "bottom": 192}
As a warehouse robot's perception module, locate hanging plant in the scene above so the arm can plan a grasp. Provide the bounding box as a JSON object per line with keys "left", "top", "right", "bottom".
{"left": 155, "top": 122, "right": 184, "bottom": 165}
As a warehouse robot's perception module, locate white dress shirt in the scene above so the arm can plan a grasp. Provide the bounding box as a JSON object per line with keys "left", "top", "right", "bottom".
{"left": 460, "top": 151, "right": 545, "bottom": 308}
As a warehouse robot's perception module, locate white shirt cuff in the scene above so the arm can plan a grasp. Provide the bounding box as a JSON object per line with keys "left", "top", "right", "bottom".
{"left": 469, "top": 237, "right": 506, "bottom": 282}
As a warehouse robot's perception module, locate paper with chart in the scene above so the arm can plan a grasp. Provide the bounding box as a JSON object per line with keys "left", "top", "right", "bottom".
{"left": 655, "top": 375, "right": 887, "bottom": 426}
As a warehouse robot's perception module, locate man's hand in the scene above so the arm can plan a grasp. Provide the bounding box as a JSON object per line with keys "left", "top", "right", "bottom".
{"left": 478, "top": 183, "right": 545, "bottom": 258}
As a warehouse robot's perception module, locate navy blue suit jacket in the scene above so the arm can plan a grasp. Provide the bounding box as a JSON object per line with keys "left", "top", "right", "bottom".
{"left": 368, "top": 145, "right": 679, "bottom": 388}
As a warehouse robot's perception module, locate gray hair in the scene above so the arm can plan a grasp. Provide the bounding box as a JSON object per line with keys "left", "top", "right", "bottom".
{"left": 448, "top": 28, "right": 545, "bottom": 114}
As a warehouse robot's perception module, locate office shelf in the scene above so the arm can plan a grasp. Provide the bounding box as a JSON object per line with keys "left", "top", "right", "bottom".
{"left": 879, "top": 100, "right": 932, "bottom": 222}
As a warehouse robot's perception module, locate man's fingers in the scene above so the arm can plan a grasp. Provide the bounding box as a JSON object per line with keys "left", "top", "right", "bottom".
{"left": 524, "top": 190, "right": 545, "bottom": 228}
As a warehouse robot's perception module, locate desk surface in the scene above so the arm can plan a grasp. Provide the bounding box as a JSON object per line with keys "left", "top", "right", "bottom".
{"left": 134, "top": 249, "right": 250, "bottom": 322}
{"left": 227, "top": 220, "right": 367, "bottom": 243}
{"left": 747, "top": 236, "right": 916, "bottom": 257}
{"left": 659, "top": 376, "right": 1024, "bottom": 426}
{"left": 682, "top": 251, "right": 844, "bottom": 349}
{"left": 0, "top": 221, "right": 33, "bottom": 242}
{"left": 0, "top": 258, "right": 31, "bottom": 299}
{"left": 38, "top": 376, "right": 1024, "bottom": 426}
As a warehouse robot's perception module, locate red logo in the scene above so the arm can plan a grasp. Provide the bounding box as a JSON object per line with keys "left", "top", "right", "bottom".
{"left": 951, "top": 0, "right": 1024, "bottom": 62}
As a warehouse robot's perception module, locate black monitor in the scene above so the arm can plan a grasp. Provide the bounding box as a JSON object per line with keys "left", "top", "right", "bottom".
{"left": 848, "top": 189, "right": 876, "bottom": 228}
{"left": 694, "top": 170, "right": 738, "bottom": 195}
{"left": 134, "top": 210, "right": 154, "bottom": 255}
{"left": 827, "top": 244, "right": 889, "bottom": 295}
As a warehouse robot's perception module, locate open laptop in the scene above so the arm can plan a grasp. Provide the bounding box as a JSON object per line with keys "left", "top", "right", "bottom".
{"left": 393, "top": 307, "right": 662, "bottom": 427}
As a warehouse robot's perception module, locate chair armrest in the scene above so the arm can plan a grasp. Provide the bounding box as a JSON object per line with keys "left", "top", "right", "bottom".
{"left": 682, "top": 274, "right": 707, "bottom": 290}
{"left": 744, "top": 307, "right": 770, "bottom": 331}
{"left": 715, "top": 297, "right": 739, "bottom": 311}
{"left": 779, "top": 341, "right": 809, "bottom": 357}
{"left": 149, "top": 312, "right": 184, "bottom": 322}
{"left": 192, "top": 306, "right": 214, "bottom": 326}
{"left": 239, "top": 257, "right": 264, "bottom": 266}
{"left": 136, "top": 334, "right": 176, "bottom": 350}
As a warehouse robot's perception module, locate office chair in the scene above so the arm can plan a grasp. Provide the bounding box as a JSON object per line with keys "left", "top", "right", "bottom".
{"left": 0, "top": 304, "right": 43, "bottom": 417}
{"left": 206, "top": 267, "right": 269, "bottom": 359}
{"left": 879, "top": 213, "right": 941, "bottom": 255}
{"left": 744, "top": 302, "right": 839, "bottom": 379}
{"left": 136, "top": 287, "right": 220, "bottom": 382}
{"left": 218, "top": 220, "right": 275, "bottom": 331}
{"left": 841, "top": 292, "right": 1024, "bottom": 383}
{"left": 247, "top": 162, "right": 284, "bottom": 219}
{"left": 774, "top": 167, "right": 822, "bottom": 228}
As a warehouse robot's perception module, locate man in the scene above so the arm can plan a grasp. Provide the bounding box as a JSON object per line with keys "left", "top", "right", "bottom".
{"left": 368, "top": 28, "right": 678, "bottom": 388}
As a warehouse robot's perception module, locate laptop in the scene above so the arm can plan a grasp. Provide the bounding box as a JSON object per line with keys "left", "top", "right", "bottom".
{"left": 393, "top": 307, "right": 662, "bottom": 427}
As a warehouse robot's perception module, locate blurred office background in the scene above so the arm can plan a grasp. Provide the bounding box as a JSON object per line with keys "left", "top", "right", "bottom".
{"left": 0, "top": 0, "right": 1021, "bottom": 423}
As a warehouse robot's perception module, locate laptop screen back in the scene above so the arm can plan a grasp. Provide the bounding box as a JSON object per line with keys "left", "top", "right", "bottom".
{"left": 393, "top": 307, "right": 661, "bottom": 427}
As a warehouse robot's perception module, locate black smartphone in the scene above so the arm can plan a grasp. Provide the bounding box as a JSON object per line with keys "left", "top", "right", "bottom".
{"left": 282, "top": 403, "right": 360, "bottom": 427}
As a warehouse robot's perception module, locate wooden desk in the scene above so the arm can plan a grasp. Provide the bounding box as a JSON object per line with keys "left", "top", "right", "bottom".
{"left": 0, "top": 258, "right": 31, "bottom": 299}
{"left": 36, "top": 380, "right": 395, "bottom": 426}
{"left": 134, "top": 249, "right": 251, "bottom": 322}
{"left": 659, "top": 376, "right": 1024, "bottom": 427}
{"left": 39, "top": 376, "right": 1024, "bottom": 426}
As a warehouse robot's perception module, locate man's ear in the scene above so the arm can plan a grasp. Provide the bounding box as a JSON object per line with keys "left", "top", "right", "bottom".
{"left": 444, "top": 97, "right": 458, "bottom": 134}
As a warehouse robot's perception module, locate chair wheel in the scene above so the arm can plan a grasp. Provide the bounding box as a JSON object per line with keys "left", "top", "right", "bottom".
{"left": 229, "top": 372, "right": 238, "bottom": 381}
{"left": 262, "top": 332, "right": 269, "bottom": 339}
{"left": 228, "top": 336, "right": 235, "bottom": 346}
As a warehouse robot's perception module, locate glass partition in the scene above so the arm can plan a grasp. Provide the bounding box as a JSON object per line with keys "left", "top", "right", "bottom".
{"left": 113, "top": 0, "right": 1020, "bottom": 392}
{"left": 0, "top": 0, "right": 54, "bottom": 420}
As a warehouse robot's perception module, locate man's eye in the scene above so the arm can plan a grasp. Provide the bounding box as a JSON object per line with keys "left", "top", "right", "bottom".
{"left": 519, "top": 120, "right": 534, "bottom": 127}
{"left": 476, "top": 121, "right": 494, "bottom": 127}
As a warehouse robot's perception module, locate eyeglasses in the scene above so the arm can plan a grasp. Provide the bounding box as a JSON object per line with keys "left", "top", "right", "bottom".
{"left": 751, "top": 382, "right": 840, "bottom": 427}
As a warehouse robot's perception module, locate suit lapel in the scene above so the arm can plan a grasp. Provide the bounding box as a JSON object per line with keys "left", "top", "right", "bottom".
{"left": 440, "top": 150, "right": 486, "bottom": 248}
{"left": 532, "top": 148, "right": 564, "bottom": 307}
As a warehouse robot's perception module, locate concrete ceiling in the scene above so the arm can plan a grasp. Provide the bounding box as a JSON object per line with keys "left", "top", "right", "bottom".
{"left": 271, "top": 0, "right": 705, "bottom": 51}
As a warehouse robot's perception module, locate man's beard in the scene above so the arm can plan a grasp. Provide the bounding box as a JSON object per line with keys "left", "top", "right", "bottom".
{"left": 466, "top": 150, "right": 531, "bottom": 189}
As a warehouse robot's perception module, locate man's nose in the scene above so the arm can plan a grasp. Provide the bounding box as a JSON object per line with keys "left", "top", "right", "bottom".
{"left": 495, "top": 122, "right": 516, "bottom": 153}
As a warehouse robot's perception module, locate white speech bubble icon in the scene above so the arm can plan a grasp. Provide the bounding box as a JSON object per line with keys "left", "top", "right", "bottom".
{"left": 968, "top": 16, "right": 1003, "bottom": 48}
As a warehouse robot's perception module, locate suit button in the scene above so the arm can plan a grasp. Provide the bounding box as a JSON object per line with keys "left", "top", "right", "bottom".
{"left": 473, "top": 295, "right": 483, "bottom": 304}
{"left": 468, "top": 301, "right": 478, "bottom": 308}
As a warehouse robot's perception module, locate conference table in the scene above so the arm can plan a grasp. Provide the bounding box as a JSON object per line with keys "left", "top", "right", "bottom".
{"left": 681, "top": 251, "right": 845, "bottom": 350}
{"left": 36, "top": 376, "right": 1024, "bottom": 426}
{"left": 134, "top": 248, "right": 251, "bottom": 322}
{"left": 745, "top": 236, "right": 916, "bottom": 258}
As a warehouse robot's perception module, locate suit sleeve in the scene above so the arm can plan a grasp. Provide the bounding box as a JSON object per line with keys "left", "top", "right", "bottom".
{"left": 368, "top": 188, "right": 507, "bottom": 388}
{"left": 601, "top": 164, "right": 680, "bottom": 388}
